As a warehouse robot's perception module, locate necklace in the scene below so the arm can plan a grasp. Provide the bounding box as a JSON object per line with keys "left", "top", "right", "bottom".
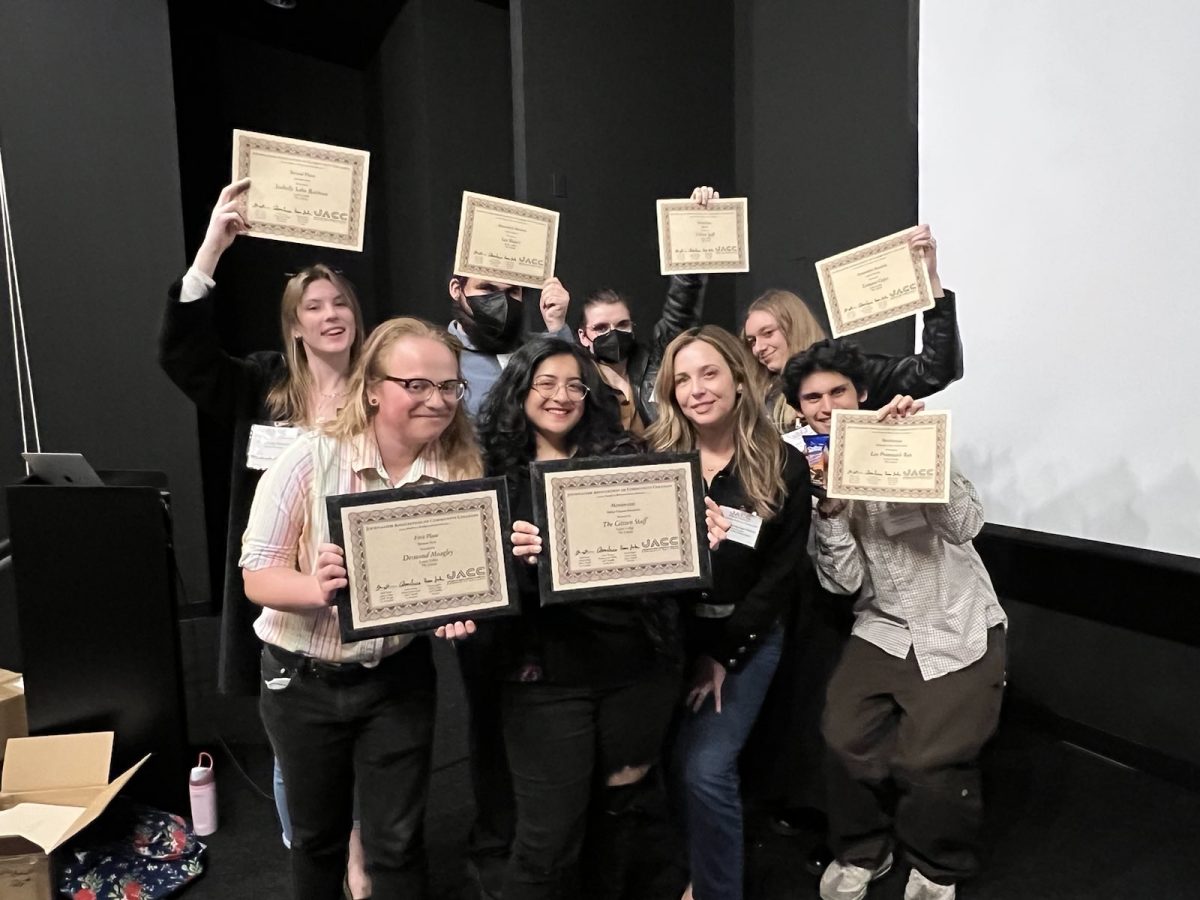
{"left": 316, "top": 386, "right": 348, "bottom": 401}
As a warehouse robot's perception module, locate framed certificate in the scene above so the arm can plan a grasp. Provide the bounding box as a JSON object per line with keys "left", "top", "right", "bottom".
{"left": 326, "top": 477, "right": 519, "bottom": 641}
{"left": 453, "top": 191, "right": 559, "bottom": 289}
{"left": 232, "top": 129, "right": 370, "bottom": 252}
{"left": 530, "top": 452, "right": 712, "bottom": 604}
{"left": 826, "top": 410, "right": 952, "bottom": 503}
{"left": 815, "top": 227, "right": 934, "bottom": 337}
{"left": 656, "top": 197, "right": 750, "bottom": 275}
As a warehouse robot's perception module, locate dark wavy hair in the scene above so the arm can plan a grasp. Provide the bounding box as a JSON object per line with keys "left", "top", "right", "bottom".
{"left": 476, "top": 336, "right": 632, "bottom": 479}
{"left": 781, "top": 338, "right": 870, "bottom": 409}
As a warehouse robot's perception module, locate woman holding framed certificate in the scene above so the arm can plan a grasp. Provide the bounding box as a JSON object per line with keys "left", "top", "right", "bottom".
{"left": 475, "top": 336, "right": 686, "bottom": 900}
{"left": 646, "top": 326, "right": 812, "bottom": 900}
{"left": 741, "top": 227, "right": 960, "bottom": 431}
{"left": 240, "top": 317, "right": 481, "bottom": 900}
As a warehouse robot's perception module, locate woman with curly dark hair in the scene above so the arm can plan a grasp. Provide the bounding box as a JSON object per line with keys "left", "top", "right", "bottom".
{"left": 472, "top": 336, "right": 686, "bottom": 900}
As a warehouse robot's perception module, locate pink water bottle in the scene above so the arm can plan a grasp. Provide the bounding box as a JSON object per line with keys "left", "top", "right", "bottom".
{"left": 189, "top": 752, "right": 218, "bottom": 836}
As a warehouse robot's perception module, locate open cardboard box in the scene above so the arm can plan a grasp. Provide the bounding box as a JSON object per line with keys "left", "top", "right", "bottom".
{"left": 0, "top": 732, "right": 149, "bottom": 899}
{"left": 0, "top": 669, "right": 27, "bottom": 761}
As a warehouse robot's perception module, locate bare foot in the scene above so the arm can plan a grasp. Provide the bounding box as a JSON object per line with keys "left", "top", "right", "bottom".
{"left": 346, "top": 824, "right": 372, "bottom": 899}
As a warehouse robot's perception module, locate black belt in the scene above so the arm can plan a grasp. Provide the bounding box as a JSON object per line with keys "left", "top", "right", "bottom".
{"left": 264, "top": 643, "right": 379, "bottom": 685}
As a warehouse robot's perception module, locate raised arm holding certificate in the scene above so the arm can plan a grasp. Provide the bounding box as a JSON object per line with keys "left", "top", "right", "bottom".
{"left": 827, "top": 409, "right": 952, "bottom": 503}
{"left": 816, "top": 227, "right": 935, "bottom": 337}
{"left": 453, "top": 191, "right": 560, "bottom": 289}
{"left": 327, "top": 477, "right": 519, "bottom": 641}
{"left": 530, "top": 452, "right": 712, "bottom": 604}
{"left": 232, "top": 129, "right": 370, "bottom": 251}
{"left": 656, "top": 196, "right": 750, "bottom": 275}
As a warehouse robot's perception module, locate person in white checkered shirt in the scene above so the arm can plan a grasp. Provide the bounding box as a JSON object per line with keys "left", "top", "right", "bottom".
{"left": 783, "top": 339, "right": 1007, "bottom": 900}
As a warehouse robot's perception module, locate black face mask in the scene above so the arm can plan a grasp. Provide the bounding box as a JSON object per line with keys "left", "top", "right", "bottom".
{"left": 462, "top": 290, "right": 523, "bottom": 354}
{"left": 590, "top": 328, "right": 636, "bottom": 365}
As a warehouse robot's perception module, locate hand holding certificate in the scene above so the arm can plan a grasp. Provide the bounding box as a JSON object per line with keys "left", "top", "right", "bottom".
{"left": 530, "top": 453, "right": 712, "bottom": 603}
{"left": 326, "top": 477, "right": 519, "bottom": 641}
{"left": 454, "top": 192, "right": 560, "bottom": 289}
{"left": 827, "top": 409, "right": 952, "bottom": 503}
{"left": 232, "top": 129, "right": 370, "bottom": 251}
{"left": 816, "top": 226, "right": 936, "bottom": 337}
{"left": 656, "top": 191, "right": 749, "bottom": 275}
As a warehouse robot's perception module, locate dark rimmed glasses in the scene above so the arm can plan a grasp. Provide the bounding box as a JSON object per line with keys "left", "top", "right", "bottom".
{"left": 380, "top": 376, "right": 468, "bottom": 402}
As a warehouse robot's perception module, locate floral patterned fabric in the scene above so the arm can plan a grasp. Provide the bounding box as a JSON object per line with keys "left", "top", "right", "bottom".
{"left": 58, "top": 805, "right": 206, "bottom": 899}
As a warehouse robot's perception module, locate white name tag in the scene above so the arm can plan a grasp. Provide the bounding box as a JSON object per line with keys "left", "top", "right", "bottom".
{"left": 881, "top": 504, "right": 927, "bottom": 536}
{"left": 246, "top": 424, "right": 303, "bottom": 471}
{"left": 719, "top": 505, "right": 763, "bottom": 549}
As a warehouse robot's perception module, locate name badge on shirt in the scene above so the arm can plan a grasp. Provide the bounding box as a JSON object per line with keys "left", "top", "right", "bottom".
{"left": 246, "top": 424, "right": 303, "bottom": 471}
{"left": 720, "top": 505, "right": 762, "bottom": 549}
{"left": 881, "top": 504, "right": 927, "bottom": 536}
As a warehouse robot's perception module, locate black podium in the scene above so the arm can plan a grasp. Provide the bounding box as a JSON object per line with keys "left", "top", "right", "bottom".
{"left": 5, "top": 472, "right": 190, "bottom": 810}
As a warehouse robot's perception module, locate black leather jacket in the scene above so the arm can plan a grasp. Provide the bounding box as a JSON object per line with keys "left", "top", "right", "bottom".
{"left": 604, "top": 273, "right": 706, "bottom": 426}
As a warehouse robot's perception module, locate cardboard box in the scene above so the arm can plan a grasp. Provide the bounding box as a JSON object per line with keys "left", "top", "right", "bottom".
{"left": 0, "top": 732, "right": 148, "bottom": 899}
{"left": 0, "top": 669, "right": 27, "bottom": 761}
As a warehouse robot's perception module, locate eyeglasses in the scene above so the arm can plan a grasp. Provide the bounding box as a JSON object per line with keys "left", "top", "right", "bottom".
{"left": 530, "top": 378, "right": 589, "bottom": 401}
{"left": 380, "top": 376, "right": 468, "bottom": 402}
{"left": 586, "top": 323, "right": 633, "bottom": 337}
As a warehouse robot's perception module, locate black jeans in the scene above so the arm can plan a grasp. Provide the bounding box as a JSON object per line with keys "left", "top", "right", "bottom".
{"left": 259, "top": 640, "right": 436, "bottom": 900}
{"left": 500, "top": 667, "right": 682, "bottom": 900}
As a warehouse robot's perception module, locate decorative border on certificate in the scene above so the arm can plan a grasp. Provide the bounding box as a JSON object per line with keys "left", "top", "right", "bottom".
{"left": 655, "top": 197, "right": 750, "bottom": 275}
{"left": 815, "top": 227, "right": 934, "bottom": 337}
{"left": 827, "top": 410, "right": 952, "bottom": 504}
{"left": 232, "top": 129, "right": 370, "bottom": 252}
{"left": 326, "top": 477, "right": 519, "bottom": 641}
{"left": 454, "top": 191, "right": 560, "bottom": 289}
{"left": 530, "top": 452, "right": 712, "bottom": 604}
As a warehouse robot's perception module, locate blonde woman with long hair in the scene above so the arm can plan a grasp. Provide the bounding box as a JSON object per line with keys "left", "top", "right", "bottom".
{"left": 645, "top": 326, "right": 811, "bottom": 900}
{"left": 241, "top": 317, "right": 480, "bottom": 900}
{"left": 742, "top": 226, "right": 962, "bottom": 431}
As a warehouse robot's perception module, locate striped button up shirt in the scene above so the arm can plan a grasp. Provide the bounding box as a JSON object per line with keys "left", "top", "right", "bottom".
{"left": 812, "top": 468, "right": 1006, "bottom": 681}
{"left": 240, "top": 430, "right": 443, "bottom": 664}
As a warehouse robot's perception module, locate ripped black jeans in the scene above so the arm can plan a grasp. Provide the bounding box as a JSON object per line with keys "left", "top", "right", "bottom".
{"left": 500, "top": 666, "right": 683, "bottom": 900}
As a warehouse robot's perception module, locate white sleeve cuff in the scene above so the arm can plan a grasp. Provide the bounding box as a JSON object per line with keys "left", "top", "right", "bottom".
{"left": 179, "top": 266, "right": 216, "bottom": 303}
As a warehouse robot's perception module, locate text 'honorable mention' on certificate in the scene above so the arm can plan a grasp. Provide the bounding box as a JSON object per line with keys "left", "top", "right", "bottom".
{"left": 826, "top": 410, "right": 952, "bottom": 504}
{"left": 454, "top": 191, "right": 560, "bottom": 289}
{"left": 532, "top": 454, "right": 712, "bottom": 604}
{"left": 232, "top": 129, "right": 370, "bottom": 252}
{"left": 815, "top": 227, "right": 934, "bottom": 338}
{"left": 656, "top": 197, "right": 750, "bottom": 275}
{"left": 327, "top": 478, "right": 518, "bottom": 640}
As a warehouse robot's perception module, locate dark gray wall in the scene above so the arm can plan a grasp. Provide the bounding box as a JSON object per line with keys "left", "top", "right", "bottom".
{"left": 512, "top": 0, "right": 738, "bottom": 332}
{"left": 0, "top": 0, "right": 207, "bottom": 667}
{"left": 734, "top": 0, "right": 918, "bottom": 355}
{"left": 371, "top": 0, "right": 514, "bottom": 323}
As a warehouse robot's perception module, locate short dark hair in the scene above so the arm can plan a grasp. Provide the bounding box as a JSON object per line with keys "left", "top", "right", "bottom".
{"left": 579, "top": 288, "right": 631, "bottom": 330}
{"left": 781, "top": 339, "right": 870, "bottom": 407}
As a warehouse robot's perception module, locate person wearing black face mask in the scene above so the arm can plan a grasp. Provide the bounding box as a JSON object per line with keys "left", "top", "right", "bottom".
{"left": 575, "top": 184, "right": 718, "bottom": 432}
{"left": 448, "top": 274, "right": 574, "bottom": 418}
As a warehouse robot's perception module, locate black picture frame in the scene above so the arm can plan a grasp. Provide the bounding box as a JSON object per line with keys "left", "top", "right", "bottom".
{"left": 529, "top": 451, "right": 712, "bottom": 605}
{"left": 326, "top": 476, "right": 520, "bottom": 641}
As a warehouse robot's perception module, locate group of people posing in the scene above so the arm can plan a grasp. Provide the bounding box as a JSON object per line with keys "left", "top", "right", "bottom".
{"left": 160, "top": 181, "right": 1005, "bottom": 900}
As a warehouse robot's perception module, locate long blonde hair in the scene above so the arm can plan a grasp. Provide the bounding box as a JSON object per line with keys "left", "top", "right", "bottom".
{"left": 324, "top": 317, "right": 482, "bottom": 480}
{"left": 265, "top": 264, "right": 366, "bottom": 426}
{"left": 742, "top": 289, "right": 826, "bottom": 432}
{"left": 645, "top": 326, "right": 787, "bottom": 518}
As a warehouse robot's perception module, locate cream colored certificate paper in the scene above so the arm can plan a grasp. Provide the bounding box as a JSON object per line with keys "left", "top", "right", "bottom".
{"left": 232, "top": 129, "right": 370, "bottom": 252}
{"left": 827, "top": 410, "right": 951, "bottom": 503}
{"left": 340, "top": 489, "right": 510, "bottom": 630}
{"left": 656, "top": 197, "right": 750, "bottom": 275}
{"left": 815, "top": 228, "right": 934, "bottom": 337}
{"left": 453, "top": 192, "right": 559, "bottom": 289}
{"left": 543, "top": 462, "right": 703, "bottom": 593}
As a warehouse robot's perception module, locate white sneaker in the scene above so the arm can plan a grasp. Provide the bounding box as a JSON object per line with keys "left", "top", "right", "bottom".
{"left": 819, "top": 853, "right": 893, "bottom": 900}
{"left": 904, "top": 868, "right": 956, "bottom": 900}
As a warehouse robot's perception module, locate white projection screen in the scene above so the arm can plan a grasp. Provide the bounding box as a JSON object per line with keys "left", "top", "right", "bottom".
{"left": 918, "top": 1, "right": 1200, "bottom": 559}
